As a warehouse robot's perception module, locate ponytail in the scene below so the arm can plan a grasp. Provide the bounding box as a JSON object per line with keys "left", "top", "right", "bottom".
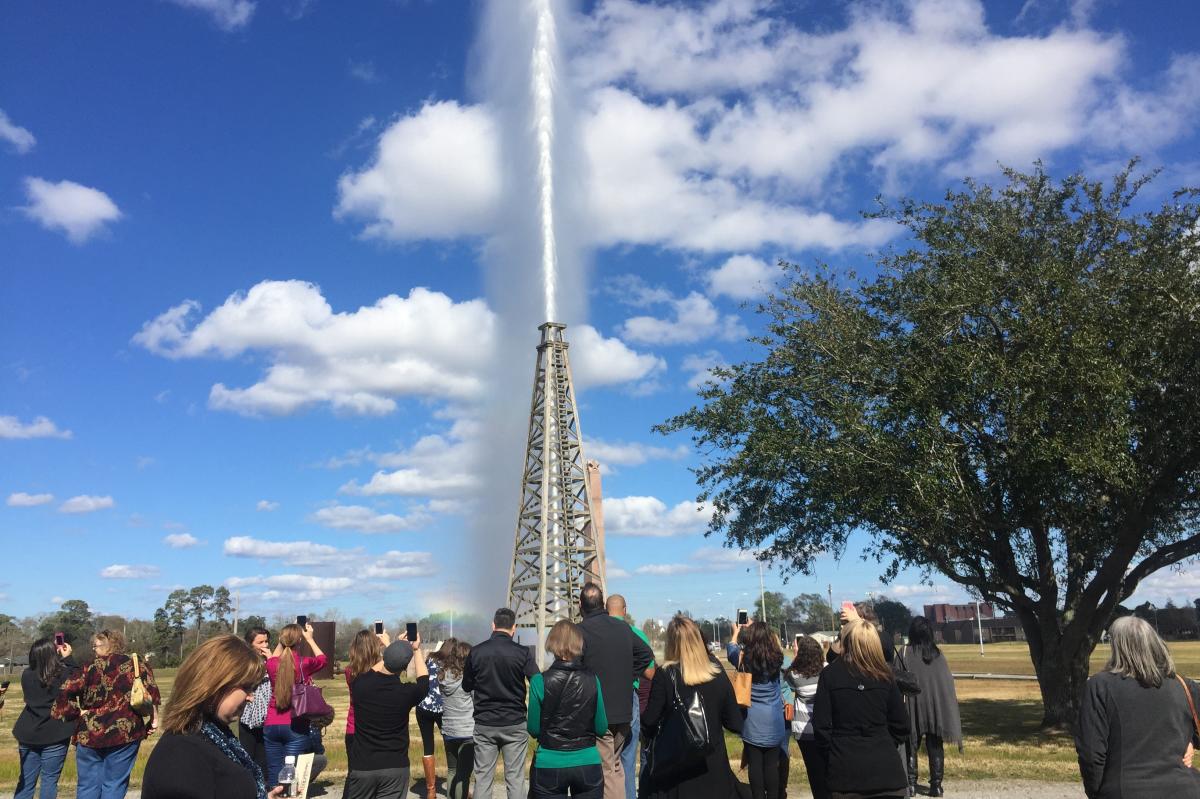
{"left": 273, "top": 624, "right": 303, "bottom": 712}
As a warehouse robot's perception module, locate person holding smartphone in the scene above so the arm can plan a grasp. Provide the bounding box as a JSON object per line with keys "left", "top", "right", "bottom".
{"left": 262, "top": 622, "right": 326, "bottom": 787}
{"left": 12, "top": 636, "right": 79, "bottom": 799}
{"left": 238, "top": 627, "right": 273, "bottom": 782}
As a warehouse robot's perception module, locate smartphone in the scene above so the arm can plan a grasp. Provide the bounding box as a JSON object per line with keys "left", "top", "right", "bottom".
{"left": 737, "top": 609, "right": 749, "bottom": 626}
{"left": 841, "top": 601, "right": 855, "bottom": 614}
{"left": 374, "top": 620, "right": 384, "bottom": 635}
{"left": 406, "top": 622, "right": 418, "bottom": 641}
{"left": 54, "top": 632, "right": 66, "bottom": 647}
{"left": 296, "top": 615, "right": 308, "bottom": 628}
{"left": 795, "top": 634, "right": 803, "bottom": 643}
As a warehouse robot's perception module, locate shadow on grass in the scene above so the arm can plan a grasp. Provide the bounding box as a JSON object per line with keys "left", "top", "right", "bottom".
{"left": 960, "top": 698, "right": 1075, "bottom": 747}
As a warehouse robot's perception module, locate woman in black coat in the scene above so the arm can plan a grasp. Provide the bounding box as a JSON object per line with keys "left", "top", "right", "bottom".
{"left": 12, "top": 637, "right": 79, "bottom": 799}
{"left": 142, "top": 635, "right": 286, "bottom": 799}
{"left": 1076, "top": 616, "right": 1200, "bottom": 799}
{"left": 640, "top": 616, "right": 746, "bottom": 799}
{"left": 901, "top": 617, "right": 962, "bottom": 797}
{"left": 813, "top": 619, "right": 909, "bottom": 799}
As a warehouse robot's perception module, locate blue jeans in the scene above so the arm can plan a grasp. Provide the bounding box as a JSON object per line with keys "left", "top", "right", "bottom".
{"left": 264, "top": 723, "right": 316, "bottom": 787}
{"left": 75, "top": 741, "right": 140, "bottom": 799}
{"left": 621, "top": 690, "right": 639, "bottom": 799}
{"left": 15, "top": 742, "right": 69, "bottom": 799}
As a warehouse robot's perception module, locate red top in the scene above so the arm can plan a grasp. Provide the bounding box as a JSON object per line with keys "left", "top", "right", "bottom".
{"left": 265, "top": 652, "right": 328, "bottom": 728}
{"left": 345, "top": 669, "right": 356, "bottom": 734}
{"left": 52, "top": 654, "right": 161, "bottom": 748}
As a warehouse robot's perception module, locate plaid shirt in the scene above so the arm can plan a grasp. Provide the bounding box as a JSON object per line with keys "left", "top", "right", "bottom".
{"left": 52, "top": 654, "right": 161, "bottom": 748}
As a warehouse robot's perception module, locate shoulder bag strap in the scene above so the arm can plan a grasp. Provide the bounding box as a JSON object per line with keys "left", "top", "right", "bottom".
{"left": 1177, "top": 675, "right": 1200, "bottom": 740}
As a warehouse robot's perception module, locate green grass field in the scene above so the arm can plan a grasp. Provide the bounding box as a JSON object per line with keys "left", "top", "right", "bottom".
{"left": 4, "top": 641, "right": 1196, "bottom": 793}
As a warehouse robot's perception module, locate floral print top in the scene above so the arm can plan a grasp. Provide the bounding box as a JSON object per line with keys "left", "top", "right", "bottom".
{"left": 417, "top": 658, "right": 443, "bottom": 713}
{"left": 52, "top": 653, "right": 161, "bottom": 748}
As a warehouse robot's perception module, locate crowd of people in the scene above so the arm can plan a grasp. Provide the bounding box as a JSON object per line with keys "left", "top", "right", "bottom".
{"left": 9, "top": 585, "right": 1200, "bottom": 798}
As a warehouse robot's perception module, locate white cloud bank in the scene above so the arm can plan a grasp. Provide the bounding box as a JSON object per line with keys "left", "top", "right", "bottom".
{"left": 604, "top": 496, "right": 715, "bottom": 537}
{"left": 333, "top": 0, "right": 1197, "bottom": 255}
{"left": 0, "top": 415, "right": 72, "bottom": 440}
{"left": 0, "top": 109, "right": 35, "bottom": 154}
{"left": 7, "top": 492, "right": 54, "bottom": 507}
{"left": 256, "top": 500, "right": 280, "bottom": 512}
{"left": 21, "top": 177, "right": 122, "bottom": 244}
{"left": 59, "top": 495, "right": 114, "bottom": 514}
{"left": 164, "top": 533, "right": 201, "bottom": 548}
{"left": 135, "top": 280, "right": 662, "bottom": 416}
{"left": 311, "top": 504, "right": 430, "bottom": 534}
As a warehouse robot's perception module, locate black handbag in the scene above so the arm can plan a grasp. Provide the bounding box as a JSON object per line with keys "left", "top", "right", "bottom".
{"left": 893, "top": 650, "right": 922, "bottom": 696}
{"left": 645, "top": 666, "right": 712, "bottom": 781}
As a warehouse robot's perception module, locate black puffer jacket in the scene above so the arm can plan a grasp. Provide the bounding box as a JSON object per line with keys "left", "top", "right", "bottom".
{"left": 539, "top": 660, "right": 599, "bottom": 751}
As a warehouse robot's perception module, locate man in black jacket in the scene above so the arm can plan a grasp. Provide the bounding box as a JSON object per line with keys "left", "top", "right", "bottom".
{"left": 577, "top": 583, "right": 654, "bottom": 799}
{"left": 463, "top": 607, "right": 538, "bottom": 799}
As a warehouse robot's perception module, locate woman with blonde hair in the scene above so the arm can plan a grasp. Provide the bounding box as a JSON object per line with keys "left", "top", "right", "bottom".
{"left": 640, "top": 615, "right": 745, "bottom": 799}
{"left": 262, "top": 622, "right": 327, "bottom": 787}
{"left": 1076, "top": 615, "right": 1200, "bottom": 798}
{"left": 53, "top": 628, "right": 161, "bottom": 799}
{"left": 526, "top": 620, "right": 607, "bottom": 798}
{"left": 813, "top": 619, "right": 908, "bottom": 799}
{"left": 142, "top": 635, "right": 285, "bottom": 799}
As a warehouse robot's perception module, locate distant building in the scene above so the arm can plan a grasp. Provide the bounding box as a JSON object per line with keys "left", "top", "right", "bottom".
{"left": 936, "top": 617, "right": 1026, "bottom": 644}
{"left": 924, "top": 603, "right": 995, "bottom": 623}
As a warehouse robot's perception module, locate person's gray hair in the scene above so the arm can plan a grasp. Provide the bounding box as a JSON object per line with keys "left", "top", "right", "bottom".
{"left": 1105, "top": 615, "right": 1175, "bottom": 687}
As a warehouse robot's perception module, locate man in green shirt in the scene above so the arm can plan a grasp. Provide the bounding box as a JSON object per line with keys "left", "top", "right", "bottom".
{"left": 606, "top": 594, "right": 656, "bottom": 799}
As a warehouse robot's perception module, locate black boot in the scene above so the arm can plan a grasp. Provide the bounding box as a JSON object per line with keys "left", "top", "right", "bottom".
{"left": 928, "top": 735, "right": 945, "bottom": 797}
{"left": 906, "top": 739, "right": 918, "bottom": 796}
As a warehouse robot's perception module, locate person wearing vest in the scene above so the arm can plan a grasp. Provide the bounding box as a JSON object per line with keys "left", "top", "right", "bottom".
{"left": 527, "top": 620, "right": 609, "bottom": 798}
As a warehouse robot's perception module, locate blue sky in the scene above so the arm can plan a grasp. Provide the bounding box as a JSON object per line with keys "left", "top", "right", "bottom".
{"left": 3, "top": 0, "right": 1200, "bottom": 629}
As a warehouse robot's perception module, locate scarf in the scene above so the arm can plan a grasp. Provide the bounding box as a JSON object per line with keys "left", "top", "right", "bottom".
{"left": 200, "top": 719, "right": 267, "bottom": 799}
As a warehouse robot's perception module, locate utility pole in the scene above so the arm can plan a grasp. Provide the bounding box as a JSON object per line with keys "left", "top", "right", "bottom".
{"left": 758, "top": 561, "right": 768, "bottom": 623}
{"left": 975, "top": 600, "right": 985, "bottom": 657}
{"left": 233, "top": 590, "right": 240, "bottom": 636}
{"left": 828, "top": 583, "right": 836, "bottom": 631}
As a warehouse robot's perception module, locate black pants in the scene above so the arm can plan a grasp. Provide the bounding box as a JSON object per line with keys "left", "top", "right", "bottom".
{"left": 443, "top": 736, "right": 474, "bottom": 799}
{"left": 745, "top": 742, "right": 780, "bottom": 799}
{"left": 529, "top": 764, "right": 603, "bottom": 798}
{"left": 797, "top": 739, "right": 829, "bottom": 799}
{"left": 236, "top": 723, "right": 268, "bottom": 781}
{"left": 415, "top": 707, "right": 442, "bottom": 757}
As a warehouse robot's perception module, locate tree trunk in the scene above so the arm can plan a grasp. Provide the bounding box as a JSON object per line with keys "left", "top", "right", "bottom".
{"left": 1019, "top": 611, "right": 1097, "bottom": 730}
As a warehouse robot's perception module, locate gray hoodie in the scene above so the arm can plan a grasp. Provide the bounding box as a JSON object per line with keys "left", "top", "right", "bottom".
{"left": 440, "top": 671, "right": 474, "bottom": 739}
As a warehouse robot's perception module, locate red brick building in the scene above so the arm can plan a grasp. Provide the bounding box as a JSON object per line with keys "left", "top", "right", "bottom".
{"left": 923, "top": 602, "right": 995, "bottom": 623}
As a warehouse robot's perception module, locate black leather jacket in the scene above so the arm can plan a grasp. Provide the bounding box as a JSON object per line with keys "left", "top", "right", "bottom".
{"left": 539, "top": 660, "right": 599, "bottom": 752}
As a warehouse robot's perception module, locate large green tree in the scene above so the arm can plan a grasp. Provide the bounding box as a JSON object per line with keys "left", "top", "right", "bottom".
{"left": 659, "top": 164, "right": 1200, "bottom": 728}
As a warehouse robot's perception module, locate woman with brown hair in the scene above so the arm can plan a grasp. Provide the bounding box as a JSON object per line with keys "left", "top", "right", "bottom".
{"left": 142, "top": 635, "right": 286, "bottom": 799}
{"left": 440, "top": 640, "right": 474, "bottom": 799}
{"left": 416, "top": 638, "right": 457, "bottom": 799}
{"left": 345, "top": 630, "right": 385, "bottom": 762}
{"left": 262, "top": 622, "right": 327, "bottom": 787}
{"left": 640, "top": 616, "right": 745, "bottom": 799}
{"left": 813, "top": 619, "right": 908, "bottom": 799}
{"left": 785, "top": 635, "right": 827, "bottom": 799}
{"left": 727, "top": 621, "right": 786, "bottom": 799}
{"left": 526, "top": 620, "right": 607, "bottom": 798}
{"left": 53, "top": 628, "right": 161, "bottom": 799}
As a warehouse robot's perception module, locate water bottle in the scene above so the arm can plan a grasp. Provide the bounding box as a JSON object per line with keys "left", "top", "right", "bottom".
{"left": 278, "top": 755, "right": 296, "bottom": 797}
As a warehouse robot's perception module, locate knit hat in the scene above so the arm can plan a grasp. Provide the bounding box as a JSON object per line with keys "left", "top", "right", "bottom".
{"left": 383, "top": 640, "right": 414, "bottom": 673}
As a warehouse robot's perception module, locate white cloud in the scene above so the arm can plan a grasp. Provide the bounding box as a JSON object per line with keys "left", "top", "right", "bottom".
{"left": 165, "top": 0, "right": 256, "bottom": 31}
{"left": 362, "top": 550, "right": 437, "bottom": 579}
{"left": 59, "top": 495, "right": 115, "bottom": 514}
{"left": 223, "top": 535, "right": 354, "bottom": 569}
{"left": 163, "top": 533, "right": 201, "bottom": 548}
{"left": 605, "top": 496, "right": 715, "bottom": 537}
{"left": 256, "top": 500, "right": 280, "bottom": 512}
{"left": 225, "top": 574, "right": 359, "bottom": 602}
{"left": 0, "top": 109, "right": 35, "bottom": 154}
{"left": 0, "top": 415, "right": 72, "bottom": 440}
{"left": 706, "top": 254, "right": 774, "bottom": 300}
{"left": 311, "top": 504, "right": 430, "bottom": 534}
{"left": 634, "top": 545, "right": 756, "bottom": 576}
{"left": 681, "top": 350, "right": 730, "bottom": 390}
{"left": 340, "top": 424, "right": 481, "bottom": 499}
{"left": 7, "top": 492, "right": 54, "bottom": 507}
{"left": 336, "top": 101, "right": 501, "bottom": 241}
{"left": 134, "top": 281, "right": 495, "bottom": 416}
{"left": 569, "top": 324, "right": 666, "bottom": 389}
{"left": 100, "top": 564, "right": 160, "bottom": 579}
{"left": 586, "top": 439, "right": 688, "bottom": 468}
{"left": 21, "top": 177, "right": 122, "bottom": 244}
{"left": 348, "top": 60, "right": 380, "bottom": 84}
{"left": 621, "top": 292, "right": 746, "bottom": 345}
